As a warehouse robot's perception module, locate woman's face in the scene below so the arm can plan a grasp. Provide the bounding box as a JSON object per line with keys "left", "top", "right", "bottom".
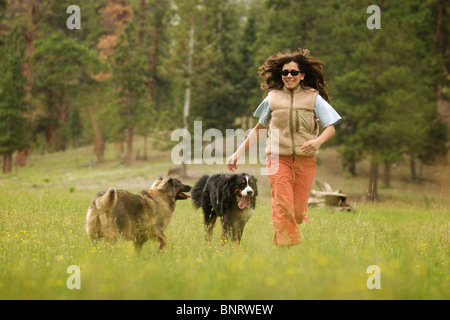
{"left": 281, "top": 61, "right": 305, "bottom": 90}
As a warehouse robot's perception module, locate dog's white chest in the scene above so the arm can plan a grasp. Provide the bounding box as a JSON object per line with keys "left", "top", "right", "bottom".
{"left": 240, "top": 207, "right": 254, "bottom": 221}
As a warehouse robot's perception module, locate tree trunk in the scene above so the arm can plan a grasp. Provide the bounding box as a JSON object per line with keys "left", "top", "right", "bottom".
{"left": 125, "top": 125, "right": 134, "bottom": 166}
{"left": 346, "top": 159, "right": 356, "bottom": 176}
{"left": 367, "top": 155, "right": 379, "bottom": 202}
{"left": 418, "top": 160, "right": 424, "bottom": 184}
{"left": 15, "top": 149, "right": 30, "bottom": 167}
{"left": 2, "top": 153, "right": 12, "bottom": 174}
{"left": 410, "top": 154, "right": 416, "bottom": 181}
{"left": 383, "top": 161, "right": 391, "bottom": 187}
{"left": 88, "top": 103, "right": 104, "bottom": 163}
{"left": 58, "top": 90, "right": 69, "bottom": 151}
{"left": 115, "top": 141, "right": 124, "bottom": 160}
{"left": 45, "top": 122, "right": 57, "bottom": 152}
{"left": 16, "top": 3, "right": 37, "bottom": 167}
{"left": 142, "top": 135, "right": 148, "bottom": 160}
{"left": 125, "top": 94, "right": 134, "bottom": 166}
{"left": 181, "top": 24, "right": 195, "bottom": 177}
{"left": 148, "top": 19, "right": 160, "bottom": 99}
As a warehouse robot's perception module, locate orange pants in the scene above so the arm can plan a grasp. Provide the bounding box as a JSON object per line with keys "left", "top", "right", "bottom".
{"left": 267, "top": 154, "right": 316, "bottom": 245}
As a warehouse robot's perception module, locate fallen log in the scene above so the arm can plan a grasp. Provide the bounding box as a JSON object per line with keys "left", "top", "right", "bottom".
{"left": 308, "top": 180, "right": 353, "bottom": 211}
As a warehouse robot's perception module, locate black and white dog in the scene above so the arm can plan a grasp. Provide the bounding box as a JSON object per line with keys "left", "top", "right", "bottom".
{"left": 191, "top": 173, "right": 258, "bottom": 245}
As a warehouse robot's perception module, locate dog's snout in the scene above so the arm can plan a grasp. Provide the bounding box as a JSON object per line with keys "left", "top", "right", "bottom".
{"left": 241, "top": 187, "right": 253, "bottom": 197}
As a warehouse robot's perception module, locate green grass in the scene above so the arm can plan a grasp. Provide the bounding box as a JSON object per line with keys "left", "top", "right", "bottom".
{"left": 0, "top": 144, "right": 448, "bottom": 299}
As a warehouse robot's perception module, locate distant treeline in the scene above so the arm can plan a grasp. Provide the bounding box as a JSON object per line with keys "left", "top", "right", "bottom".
{"left": 0, "top": 0, "right": 448, "bottom": 200}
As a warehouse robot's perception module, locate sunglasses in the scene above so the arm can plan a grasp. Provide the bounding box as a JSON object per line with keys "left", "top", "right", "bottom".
{"left": 281, "top": 69, "right": 301, "bottom": 76}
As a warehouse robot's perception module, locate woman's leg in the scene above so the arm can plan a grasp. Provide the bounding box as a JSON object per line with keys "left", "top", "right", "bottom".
{"left": 267, "top": 155, "right": 302, "bottom": 245}
{"left": 293, "top": 156, "right": 316, "bottom": 224}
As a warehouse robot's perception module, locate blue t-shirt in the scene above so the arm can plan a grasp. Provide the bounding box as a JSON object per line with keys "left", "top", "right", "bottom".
{"left": 254, "top": 94, "right": 341, "bottom": 128}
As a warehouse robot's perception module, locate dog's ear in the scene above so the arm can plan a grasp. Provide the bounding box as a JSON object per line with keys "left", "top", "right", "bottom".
{"left": 157, "top": 178, "right": 168, "bottom": 190}
{"left": 151, "top": 177, "right": 164, "bottom": 189}
{"left": 223, "top": 174, "right": 236, "bottom": 192}
{"left": 250, "top": 175, "right": 258, "bottom": 196}
{"left": 220, "top": 174, "right": 237, "bottom": 214}
{"left": 156, "top": 177, "right": 176, "bottom": 191}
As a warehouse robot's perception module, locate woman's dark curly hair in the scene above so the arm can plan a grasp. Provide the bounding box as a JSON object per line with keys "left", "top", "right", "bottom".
{"left": 258, "top": 48, "right": 329, "bottom": 102}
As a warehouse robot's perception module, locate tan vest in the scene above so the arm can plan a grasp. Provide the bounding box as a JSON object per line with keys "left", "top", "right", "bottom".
{"left": 266, "top": 86, "right": 319, "bottom": 156}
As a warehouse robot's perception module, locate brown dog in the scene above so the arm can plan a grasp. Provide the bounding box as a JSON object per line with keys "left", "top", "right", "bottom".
{"left": 86, "top": 177, "right": 191, "bottom": 252}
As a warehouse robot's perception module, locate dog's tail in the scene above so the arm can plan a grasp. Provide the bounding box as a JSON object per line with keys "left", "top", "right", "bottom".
{"left": 94, "top": 188, "right": 117, "bottom": 211}
{"left": 191, "top": 174, "right": 209, "bottom": 209}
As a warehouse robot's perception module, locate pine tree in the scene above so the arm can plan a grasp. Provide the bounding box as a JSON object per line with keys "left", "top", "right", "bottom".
{"left": 166, "top": 0, "right": 249, "bottom": 132}
{"left": 112, "top": 22, "right": 149, "bottom": 166}
{"left": 193, "top": 0, "right": 247, "bottom": 131}
{"left": 135, "top": 0, "right": 172, "bottom": 160}
{"left": 32, "top": 31, "right": 102, "bottom": 152}
{"left": 332, "top": 0, "right": 445, "bottom": 199}
{"left": 0, "top": 33, "right": 28, "bottom": 173}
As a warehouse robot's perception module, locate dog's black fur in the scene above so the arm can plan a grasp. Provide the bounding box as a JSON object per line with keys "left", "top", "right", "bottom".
{"left": 191, "top": 173, "right": 258, "bottom": 245}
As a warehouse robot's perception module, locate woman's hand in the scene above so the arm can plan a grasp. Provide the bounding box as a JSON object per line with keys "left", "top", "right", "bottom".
{"left": 300, "top": 125, "right": 335, "bottom": 156}
{"left": 225, "top": 123, "right": 267, "bottom": 172}
{"left": 226, "top": 153, "right": 239, "bottom": 172}
{"left": 300, "top": 138, "right": 322, "bottom": 156}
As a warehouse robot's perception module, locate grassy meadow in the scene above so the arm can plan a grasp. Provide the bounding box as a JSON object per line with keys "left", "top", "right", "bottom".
{"left": 0, "top": 141, "right": 448, "bottom": 300}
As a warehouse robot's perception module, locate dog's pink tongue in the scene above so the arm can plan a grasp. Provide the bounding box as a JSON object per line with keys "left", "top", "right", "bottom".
{"left": 238, "top": 196, "right": 248, "bottom": 209}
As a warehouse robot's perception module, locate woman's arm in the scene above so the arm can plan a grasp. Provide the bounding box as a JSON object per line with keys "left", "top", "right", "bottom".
{"left": 299, "top": 124, "right": 335, "bottom": 156}
{"left": 226, "top": 122, "right": 268, "bottom": 171}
